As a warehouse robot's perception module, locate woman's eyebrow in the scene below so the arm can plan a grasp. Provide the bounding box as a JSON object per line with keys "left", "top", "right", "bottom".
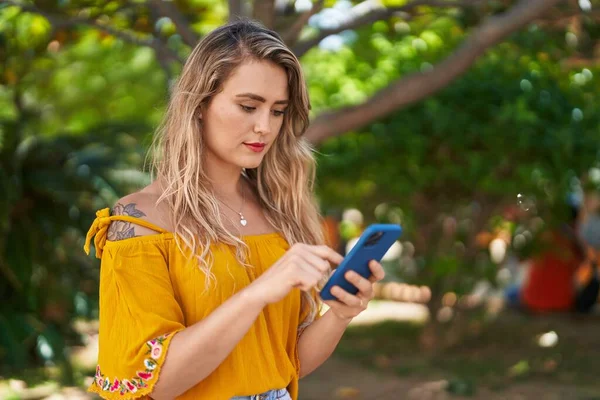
{"left": 236, "top": 92, "right": 288, "bottom": 105}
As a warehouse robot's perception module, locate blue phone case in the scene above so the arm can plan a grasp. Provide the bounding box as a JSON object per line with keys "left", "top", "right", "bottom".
{"left": 320, "top": 224, "right": 402, "bottom": 301}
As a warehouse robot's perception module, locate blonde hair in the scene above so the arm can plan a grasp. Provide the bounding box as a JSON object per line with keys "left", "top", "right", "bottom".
{"left": 150, "top": 19, "right": 324, "bottom": 327}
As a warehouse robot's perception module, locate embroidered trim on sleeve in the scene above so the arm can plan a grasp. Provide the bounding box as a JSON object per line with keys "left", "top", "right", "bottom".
{"left": 91, "top": 333, "right": 171, "bottom": 396}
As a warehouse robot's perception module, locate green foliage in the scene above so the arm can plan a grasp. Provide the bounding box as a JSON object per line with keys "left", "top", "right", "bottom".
{"left": 0, "top": 123, "right": 151, "bottom": 375}
{"left": 312, "top": 23, "right": 600, "bottom": 298}
{"left": 303, "top": 14, "right": 464, "bottom": 112}
{"left": 0, "top": 4, "right": 159, "bottom": 375}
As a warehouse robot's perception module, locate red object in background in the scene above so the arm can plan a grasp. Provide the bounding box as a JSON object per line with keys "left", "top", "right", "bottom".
{"left": 522, "top": 231, "right": 582, "bottom": 312}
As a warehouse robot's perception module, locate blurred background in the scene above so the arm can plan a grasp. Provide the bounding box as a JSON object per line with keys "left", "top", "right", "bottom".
{"left": 2, "top": 0, "right": 600, "bottom": 399}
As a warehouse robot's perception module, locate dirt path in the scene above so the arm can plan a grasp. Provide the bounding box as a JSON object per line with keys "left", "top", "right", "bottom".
{"left": 300, "top": 356, "right": 600, "bottom": 400}
{"left": 300, "top": 357, "right": 418, "bottom": 400}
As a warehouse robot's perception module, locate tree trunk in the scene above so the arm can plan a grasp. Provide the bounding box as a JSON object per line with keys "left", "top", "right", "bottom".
{"left": 228, "top": 0, "right": 246, "bottom": 22}
{"left": 253, "top": 0, "right": 276, "bottom": 29}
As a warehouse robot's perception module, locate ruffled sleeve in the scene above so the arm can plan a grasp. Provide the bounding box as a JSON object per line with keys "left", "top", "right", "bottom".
{"left": 85, "top": 214, "right": 185, "bottom": 399}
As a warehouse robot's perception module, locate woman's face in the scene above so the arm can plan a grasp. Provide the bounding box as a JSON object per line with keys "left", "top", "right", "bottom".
{"left": 202, "top": 60, "right": 289, "bottom": 171}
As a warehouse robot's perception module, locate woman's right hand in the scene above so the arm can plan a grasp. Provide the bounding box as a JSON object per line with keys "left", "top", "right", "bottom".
{"left": 246, "top": 243, "right": 344, "bottom": 306}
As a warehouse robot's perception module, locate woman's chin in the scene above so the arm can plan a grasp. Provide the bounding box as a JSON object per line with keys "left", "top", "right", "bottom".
{"left": 237, "top": 155, "right": 266, "bottom": 170}
{"left": 241, "top": 161, "right": 263, "bottom": 170}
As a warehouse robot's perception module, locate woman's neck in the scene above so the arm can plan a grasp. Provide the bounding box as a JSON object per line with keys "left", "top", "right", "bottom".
{"left": 204, "top": 155, "right": 245, "bottom": 199}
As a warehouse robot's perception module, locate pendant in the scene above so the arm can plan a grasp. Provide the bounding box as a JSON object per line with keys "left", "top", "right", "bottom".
{"left": 239, "top": 213, "right": 247, "bottom": 227}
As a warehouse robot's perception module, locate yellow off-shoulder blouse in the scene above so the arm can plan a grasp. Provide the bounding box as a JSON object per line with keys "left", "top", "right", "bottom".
{"left": 83, "top": 208, "right": 316, "bottom": 400}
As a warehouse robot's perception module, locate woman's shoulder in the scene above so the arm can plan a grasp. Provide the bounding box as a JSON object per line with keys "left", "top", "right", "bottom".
{"left": 108, "top": 184, "right": 173, "bottom": 240}
{"left": 83, "top": 184, "right": 175, "bottom": 258}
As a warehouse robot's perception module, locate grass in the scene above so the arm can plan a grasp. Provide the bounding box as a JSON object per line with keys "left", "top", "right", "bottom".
{"left": 334, "top": 308, "right": 600, "bottom": 395}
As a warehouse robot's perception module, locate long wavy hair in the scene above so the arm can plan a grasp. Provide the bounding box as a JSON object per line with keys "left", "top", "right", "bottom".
{"left": 150, "top": 19, "right": 324, "bottom": 328}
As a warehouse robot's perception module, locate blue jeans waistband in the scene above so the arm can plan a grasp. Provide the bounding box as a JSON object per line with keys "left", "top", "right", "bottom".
{"left": 230, "top": 388, "right": 291, "bottom": 400}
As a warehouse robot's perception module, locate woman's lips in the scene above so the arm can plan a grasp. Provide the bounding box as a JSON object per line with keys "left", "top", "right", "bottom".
{"left": 244, "top": 143, "right": 266, "bottom": 152}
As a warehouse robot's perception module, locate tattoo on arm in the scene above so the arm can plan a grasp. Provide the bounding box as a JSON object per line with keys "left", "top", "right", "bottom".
{"left": 107, "top": 202, "right": 147, "bottom": 241}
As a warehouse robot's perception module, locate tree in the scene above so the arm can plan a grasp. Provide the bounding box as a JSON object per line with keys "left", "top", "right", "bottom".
{"left": 3, "top": 0, "right": 592, "bottom": 142}
{"left": 313, "top": 20, "right": 600, "bottom": 348}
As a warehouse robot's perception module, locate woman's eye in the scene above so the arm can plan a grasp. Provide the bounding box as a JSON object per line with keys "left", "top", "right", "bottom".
{"left": 240, "top": 105, "right": 255, "bottom": 112}
{"left": 273, "top": 110, "right": 286, "bottom": 117}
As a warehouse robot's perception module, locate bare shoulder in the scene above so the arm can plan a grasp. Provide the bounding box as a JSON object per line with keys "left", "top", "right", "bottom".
{"left": 108, "top": 190, "right": 172, "bottom": 241}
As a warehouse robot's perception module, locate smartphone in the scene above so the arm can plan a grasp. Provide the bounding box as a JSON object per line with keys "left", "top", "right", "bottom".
{"left": 320, "top": 224, "right": 402, "bottom": 301}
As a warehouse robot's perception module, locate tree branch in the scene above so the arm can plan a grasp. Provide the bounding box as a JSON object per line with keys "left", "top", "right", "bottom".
{"left": 304, "top": 0, "right": 563, "bottom": 144}
{"left": 282, "top": 0, "right": 324, "bottom": 46}
{"left": 292, "top": 0, "right": 483, "bottom": 57}
{"left": 150, "top": 0, "right": 199, "bottom": 47}
{"left": 561, "top": 54, "right": 600, "bottom": 68}
{"left": 6, "top": 1, "right": 183, "bottom": 65}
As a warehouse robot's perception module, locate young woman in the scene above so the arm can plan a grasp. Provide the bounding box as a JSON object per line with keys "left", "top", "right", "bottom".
{"left": 84, "top": 19, "right": 384, "bottom": 400}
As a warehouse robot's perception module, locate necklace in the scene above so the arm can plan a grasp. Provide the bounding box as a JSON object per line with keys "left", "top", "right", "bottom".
{"left": 216, "top": 185, "right": 247, "bottom": 227}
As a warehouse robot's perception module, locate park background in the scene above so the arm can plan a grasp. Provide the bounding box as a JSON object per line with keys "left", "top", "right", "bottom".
{"left": 2, "top": 0, "right": 600, "bottom": 398}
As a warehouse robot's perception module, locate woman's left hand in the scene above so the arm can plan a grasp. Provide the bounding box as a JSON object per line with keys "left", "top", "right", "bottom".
{"left": 323, "top": 260, "right": 385, "bottom": 322}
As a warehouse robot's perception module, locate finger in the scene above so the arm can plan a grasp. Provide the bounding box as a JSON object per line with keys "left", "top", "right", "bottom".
{"left": 298, "top": 262, "right": 324, "bottom": 283}
{"left": 368, "top": 260, "right": 385, "bottom": 282}
{"left": 306, "top": 245, "right": 344, "bottom": 266}
{"left": 297, "top": 250, "right": 332, "bottom": 274}
{"left": 292, "top": 261, "right": 325, "bottom": 291}
{"left": 330, "top": 286, "right": 363, "bottom": 308}
{"left": 344, "top": 270, "right": 373, "bottom": 298}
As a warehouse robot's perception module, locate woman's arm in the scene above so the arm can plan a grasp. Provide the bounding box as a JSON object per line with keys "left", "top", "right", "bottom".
{"left": 297, "top": 260, "right": 386, "bottom": 378}
{"left": 152, "top": 287, "right": 265, "bottom": 399}
{"left": 296, "top": 310, "right": 351, "bottom": 378}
